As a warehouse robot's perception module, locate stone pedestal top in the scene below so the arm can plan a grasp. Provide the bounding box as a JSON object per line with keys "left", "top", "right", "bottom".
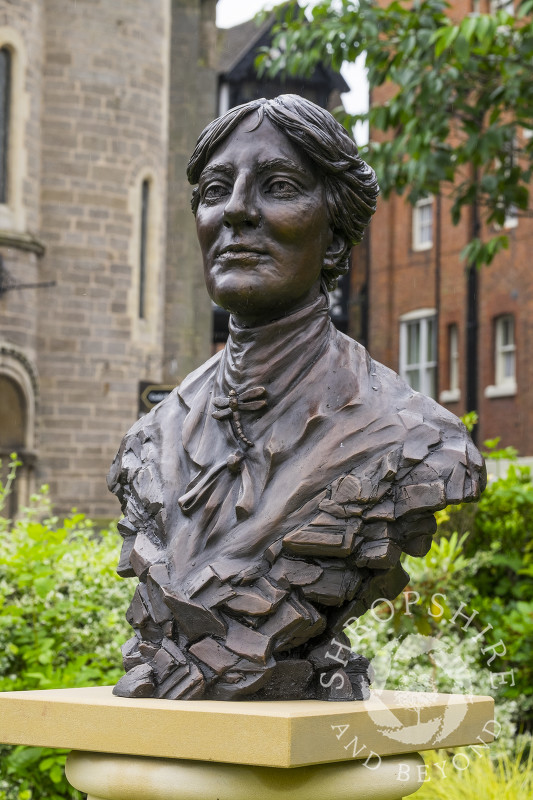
{"left": 0, "top": 686, "right": 494, "bottom": 768}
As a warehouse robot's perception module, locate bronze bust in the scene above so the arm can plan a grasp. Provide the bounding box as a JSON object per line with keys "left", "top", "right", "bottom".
{"left": 108, "top": 95, "right": 485, "bottom": 701}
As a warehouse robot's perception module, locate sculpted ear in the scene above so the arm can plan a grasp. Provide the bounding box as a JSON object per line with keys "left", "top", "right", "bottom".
{"left": 323, "top": 231, "right": 349, "bottom": 273}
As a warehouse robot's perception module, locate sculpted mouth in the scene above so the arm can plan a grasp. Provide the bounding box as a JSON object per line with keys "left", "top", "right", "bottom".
{"left": 219, "top": 244, "right": 267, "bottom": 256}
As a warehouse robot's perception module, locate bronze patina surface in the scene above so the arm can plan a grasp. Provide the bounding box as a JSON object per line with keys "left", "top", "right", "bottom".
{"left": 108, "top": 96, "right": 485, "bottom": 701}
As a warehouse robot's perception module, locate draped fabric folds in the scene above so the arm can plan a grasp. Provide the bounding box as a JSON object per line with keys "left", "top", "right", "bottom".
{"left": 108, "top": 295, "right": 486, "bottom": 700}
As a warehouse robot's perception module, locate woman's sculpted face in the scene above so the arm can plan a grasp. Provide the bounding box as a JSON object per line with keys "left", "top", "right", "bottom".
{"left": 195, "top": 116, "right": 342, "bottom": 327}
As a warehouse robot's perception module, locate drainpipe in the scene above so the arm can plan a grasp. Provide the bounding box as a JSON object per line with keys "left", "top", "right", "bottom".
{"left": 466, "top": 173, "right": 480, "bottom": 444}
{"left": 435, "top": 193, "right": 442, "bottom": 399}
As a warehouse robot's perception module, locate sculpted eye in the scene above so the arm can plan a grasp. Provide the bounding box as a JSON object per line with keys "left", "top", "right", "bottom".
{"left": 202, "top": 183, "right": 229, "bottom": 202}
{"left": 266, "top": 179, "right": 298, "bottom": 198}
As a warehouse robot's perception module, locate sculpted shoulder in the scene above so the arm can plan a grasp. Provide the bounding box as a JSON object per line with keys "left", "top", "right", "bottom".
{"left": 333, "top": 331, "right": 486, "bottom": 504}
{"left": 107, "top": 351, "right": 223, "bottom": 501}
{"left": 370, "top": 351, "right": 486, "bottom": 502}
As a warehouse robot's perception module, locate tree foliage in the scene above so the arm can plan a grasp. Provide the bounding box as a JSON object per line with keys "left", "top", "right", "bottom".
{"left": 259, "top": 0, "right": 533, "bottom": 266}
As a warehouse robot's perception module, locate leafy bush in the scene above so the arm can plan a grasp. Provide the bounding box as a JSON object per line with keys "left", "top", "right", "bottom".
{"left": 0, "top": 456, "right": 131, "bottom": 800}
{"left": 420, "top": 417, "right": 533, "bottom": 727}
{"left": 347, "top": 532, "right": 520, "bottom": 750}
{"left": 437, "top": 464, "right": 533, "bottom": 724}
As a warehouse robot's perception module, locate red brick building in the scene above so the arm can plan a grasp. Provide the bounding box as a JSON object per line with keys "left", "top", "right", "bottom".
{"left": 351, "top": 0, "right": 532, "bottom": 453}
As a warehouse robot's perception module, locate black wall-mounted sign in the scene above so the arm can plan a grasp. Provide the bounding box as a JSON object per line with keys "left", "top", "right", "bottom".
{"left": 138, "top": 382, "right": 176, "bottom": 415}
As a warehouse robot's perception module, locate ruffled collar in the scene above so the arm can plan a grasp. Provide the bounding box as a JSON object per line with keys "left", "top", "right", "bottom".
{"left": 220, "top": 293, "right": 332, "bottom": 401}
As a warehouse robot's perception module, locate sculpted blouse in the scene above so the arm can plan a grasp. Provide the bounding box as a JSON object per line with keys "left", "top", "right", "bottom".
{"left": 108, "top": 294, "right": 485, "bottom": 700}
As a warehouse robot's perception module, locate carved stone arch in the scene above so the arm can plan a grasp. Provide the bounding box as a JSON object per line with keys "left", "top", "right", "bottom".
{"left": 126, "top": 153, "right": 160, "bottom": 189}
{"left": 0, "top": 345, "right": 37, "bottom": 513}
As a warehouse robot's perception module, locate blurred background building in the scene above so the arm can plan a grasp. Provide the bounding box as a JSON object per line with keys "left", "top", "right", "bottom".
{"left": 0, "top": 0, "right": 217, "bottom": 517}
{"left": 351, "top": 175, "right": 533, "bottom": 454}
{"left": 0, "top": 0, "right": 349, "bottom": 517}
{"left": 350, "top": 0, "right": 533, "bottom": 455}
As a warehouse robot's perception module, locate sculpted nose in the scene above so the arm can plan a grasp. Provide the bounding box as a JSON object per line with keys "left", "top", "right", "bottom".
{"left": 223, "top": 181, "right": 260, "bottom": 229}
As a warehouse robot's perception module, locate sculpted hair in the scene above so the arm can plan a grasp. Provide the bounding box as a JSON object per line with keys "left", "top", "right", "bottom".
{"left": 187, "top": 95, "right": 379, "bottom": 290}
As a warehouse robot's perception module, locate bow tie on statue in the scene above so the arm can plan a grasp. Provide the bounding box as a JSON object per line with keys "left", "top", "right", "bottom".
{"left": 212, "top": 387, "right": 268, "bottom": 447}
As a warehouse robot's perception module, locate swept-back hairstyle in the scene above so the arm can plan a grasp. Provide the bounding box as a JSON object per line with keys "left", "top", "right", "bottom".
{"left": 187, "top": 95, "right": 379, "bottom": 290}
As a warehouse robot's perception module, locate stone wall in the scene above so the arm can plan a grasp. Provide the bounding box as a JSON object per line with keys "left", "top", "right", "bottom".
{"left": 163, "top": 0, "right": 216, "bottom": 384}
{"left": 0, "top": 0, "right": 219, "bottom": 518}
{"left": 0, "top": 0, "right": 44, "bottom": 506}
{"left": 34, "top": 0, "right": 172, "bottom": 516}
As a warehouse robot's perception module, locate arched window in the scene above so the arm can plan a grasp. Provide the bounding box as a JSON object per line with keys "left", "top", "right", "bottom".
{"left": 128, "top": 167, "right": 161, "bottom": 339}
{"left": 0, "top": 30, "right": 29, "bottom": 231}
{"left": 139, "top": 178, "right": 150, "bottom": 319}
{"left": 0, "top": 374, "right": 26, "bottom": 517}
{"left": 0, "top": 349, "right": 37, "bottom": 517}
{"left": 0, "top": 374, "right": 25, "bottom": 449}
{"left": 0, "top": 46, "right": 11, "bottom": 204}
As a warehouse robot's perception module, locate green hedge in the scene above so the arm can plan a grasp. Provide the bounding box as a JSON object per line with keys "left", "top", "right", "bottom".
{"left": 438, "top": 464, "right": 533, "bottom": 722}
{"left": 0, "top": 458, "right": 131, "bottom": 800}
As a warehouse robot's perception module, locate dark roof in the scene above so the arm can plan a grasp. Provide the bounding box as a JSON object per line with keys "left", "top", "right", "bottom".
{"left": 217, "top": 16, "right": 273, "bottom": 76}
{"left": 216, "top": 11, "right": 349, "bottom": 94}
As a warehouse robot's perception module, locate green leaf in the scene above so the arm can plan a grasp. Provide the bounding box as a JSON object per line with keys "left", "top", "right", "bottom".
{"left": 49, "top": 765, "right": 64, "bottom": 784}
{"left": 461, "top": 15, "right": 478, "bottom": 43}
{"left": 518, "top": 0, "right": 533, "bottom": 17}
{"left": 34, "top": 577, "right": 55, "bottom": 599}
{"left": 434, "top": 25, "right": 459, "bottom": 57}
{"left": 453, "top": 32, "right": 470, "bottom": 61}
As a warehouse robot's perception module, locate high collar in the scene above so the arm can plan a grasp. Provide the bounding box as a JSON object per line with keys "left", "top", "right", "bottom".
{"left": 221, "top": 293, "right": 331, "bottom": 399}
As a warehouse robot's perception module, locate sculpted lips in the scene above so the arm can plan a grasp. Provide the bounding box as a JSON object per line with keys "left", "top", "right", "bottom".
{"left": 217, "top": 243, "right": 268, "bottom": 260}
{"left": 219, "top": 243, "right": 266, "bottom": 254}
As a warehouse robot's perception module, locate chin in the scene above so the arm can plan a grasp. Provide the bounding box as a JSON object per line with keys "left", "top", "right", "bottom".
{"left": 215, "top": 297, "right": 269, "bottom": 320}
{"left": 209, "top": 280, "right": 280, "bottom": 317}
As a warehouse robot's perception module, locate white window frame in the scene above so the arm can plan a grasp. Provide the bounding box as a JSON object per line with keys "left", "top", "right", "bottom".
{"left": 440, "top": 323, "right": 460, "bottom": 403}
{"left": 503, "top": 206, "right": 518, "bottom": 229}
{"left": 399, "top": 309, "right": 437, "bottom": 398}
{"left": 494, "top": 200, "right": 518, "bottom": 230}
{"left": 218, "top": 81, "right": 230, "bottom": 116}
{"left": 412, "top": 196, "right": 433, "bottom": 251}
{"left": 485, "top": 314, "right": 517, "bottom": 398}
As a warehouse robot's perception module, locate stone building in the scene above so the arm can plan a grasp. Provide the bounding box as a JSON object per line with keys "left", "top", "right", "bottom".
{"left": 351, "top": 0, "right": 533, "bottom": 453}
{"left": 0, "top": 0, "right": 217, "bottom": 517}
